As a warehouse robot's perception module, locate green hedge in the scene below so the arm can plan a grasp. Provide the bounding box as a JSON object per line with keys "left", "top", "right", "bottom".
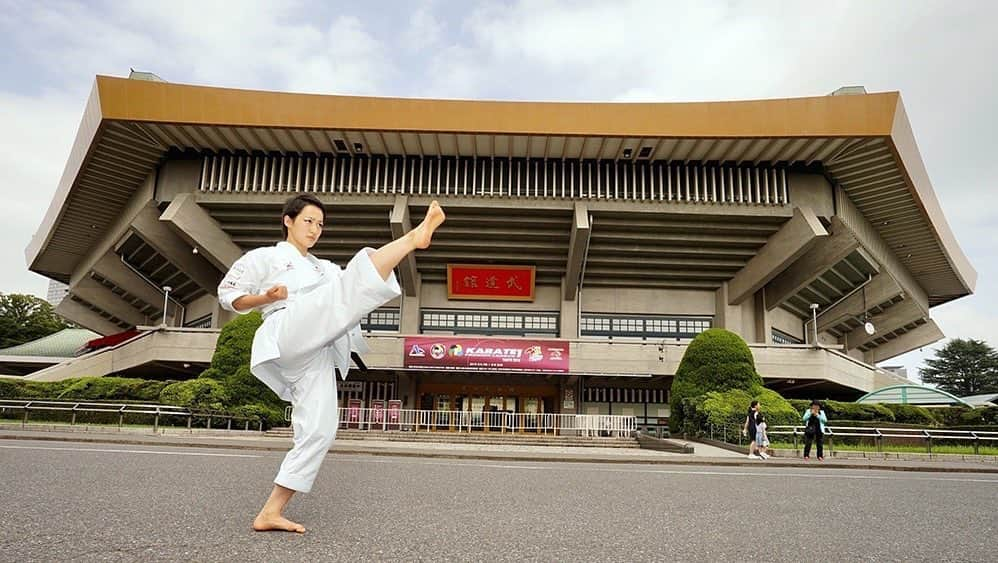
{"left": 882, "top": 404, "right": 938, "bottom": 426}
{"left": 679, "top": 386, "right": 798, "bottom": 435}
{"left": 0, "top": 377, "right": 172, "bottom": 403}
{"left": 56, "top": 377, "right": 172, "bottom": 402}
{"left": 159, "top": 379, "right": 230, "bottom": 412}
{"left": 670, "top": 329, "right": 763, "bottom": 431}
{"left": 786, "top": 398, "right": 895, "bottom": 424}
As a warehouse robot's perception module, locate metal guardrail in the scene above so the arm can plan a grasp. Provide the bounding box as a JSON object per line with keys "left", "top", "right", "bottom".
{"left": 286, "top": 407, "right": 635, "bottom": 437}
{"left": 700, "top": 422, "right": 998, "bottom": 456}
{"left": 768, "top": 425, "right": 998, "bottom": 456}
{"left": 0, "top": 399, "right": 263, "bottom": 432}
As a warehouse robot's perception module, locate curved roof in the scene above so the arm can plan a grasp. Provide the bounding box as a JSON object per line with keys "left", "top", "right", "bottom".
{"left": 0, "top": 328, "right": 100, "bottom": 358}
{"left": 856, "top": 384, "right": 973, "bottom": 407}
{"left": 25, "top": 75, "right": 975, "bottom": 307}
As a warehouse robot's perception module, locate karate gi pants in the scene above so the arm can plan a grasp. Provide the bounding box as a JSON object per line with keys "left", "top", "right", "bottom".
{"left": 271, "top": 348, "right": 339, "bottom": 493}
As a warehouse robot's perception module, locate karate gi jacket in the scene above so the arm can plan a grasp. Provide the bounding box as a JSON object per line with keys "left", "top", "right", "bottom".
{"left": 217, "top": 241, "right": 400, "bottom": 401}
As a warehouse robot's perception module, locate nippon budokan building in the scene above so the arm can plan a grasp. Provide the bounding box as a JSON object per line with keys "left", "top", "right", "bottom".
{"left": 22, "top": 74, "right": 976, "bottom": 431}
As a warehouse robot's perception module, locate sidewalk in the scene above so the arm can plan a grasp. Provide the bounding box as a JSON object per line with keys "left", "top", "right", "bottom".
{"left": 2, "top": 424, "right": 997, "bottom": 474}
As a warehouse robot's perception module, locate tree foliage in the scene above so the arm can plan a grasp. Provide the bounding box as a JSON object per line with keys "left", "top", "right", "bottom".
{"left": 919, "top": 339, "right": 998, "bottom": 396}
{"left": 0, "top": 293, "right": 70, "bottom": 348}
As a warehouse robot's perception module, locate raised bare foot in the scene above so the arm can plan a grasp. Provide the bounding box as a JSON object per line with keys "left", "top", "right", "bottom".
{"left": 253, "top": 513, "right": 306, "bottom": 534}
{"left": 410, "top": 201, "right": 446, "bottom": 250}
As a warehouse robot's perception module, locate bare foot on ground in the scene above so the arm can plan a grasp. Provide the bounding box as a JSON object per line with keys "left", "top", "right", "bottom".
{"left": 253, "top": 513, "right": 306, "bottom": 534}
{"left": 410, "top": 201, "right": 446, "bottom": 249}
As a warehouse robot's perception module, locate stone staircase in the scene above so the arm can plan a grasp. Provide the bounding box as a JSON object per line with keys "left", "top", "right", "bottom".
{"left": 263, "top": 427, "right": 640, "bottom": 448}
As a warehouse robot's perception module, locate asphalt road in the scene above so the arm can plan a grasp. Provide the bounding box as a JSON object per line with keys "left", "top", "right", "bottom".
{"left": 1, "top": 440, "right": 996, "bottom": 562}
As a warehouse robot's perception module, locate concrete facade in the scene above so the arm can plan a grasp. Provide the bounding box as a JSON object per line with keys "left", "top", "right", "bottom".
{"left": 22, "top": 76, "right": 976, "bottom": 412}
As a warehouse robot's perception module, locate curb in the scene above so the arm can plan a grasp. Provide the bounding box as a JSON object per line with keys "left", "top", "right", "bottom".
{"left": 3, "top": 431, "right": 998, "bottom": 474}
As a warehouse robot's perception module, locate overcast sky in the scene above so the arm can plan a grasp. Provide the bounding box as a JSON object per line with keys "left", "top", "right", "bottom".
{"left": 1, "top": 0, "right": 995, "bottom": 379}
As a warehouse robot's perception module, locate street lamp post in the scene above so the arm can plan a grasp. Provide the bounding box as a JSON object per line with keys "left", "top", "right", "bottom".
{"left": 162, "top": 286, "right": 172, "bottom": 327}
{"left": 809, "top": 303, "right": 820, "bottom": 347}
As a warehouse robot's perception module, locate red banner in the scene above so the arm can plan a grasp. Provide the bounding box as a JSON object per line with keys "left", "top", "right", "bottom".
{"left": 404, "top": 336, "right": 569, "bottom": 373}
{"left": 447, "top": 264, "right": 535, "bottom": 301}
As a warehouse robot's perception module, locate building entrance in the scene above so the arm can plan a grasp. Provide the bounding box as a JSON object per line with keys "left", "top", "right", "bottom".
{"left": 417, "top": 382, "right": 558, "bottom": 432}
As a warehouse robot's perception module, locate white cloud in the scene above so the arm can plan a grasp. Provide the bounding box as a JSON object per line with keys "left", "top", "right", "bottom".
{"left": 0, "top": 89, "right": 84, "bottom": 295}
{"left": 401, "top": 2, "right": 445, "bottom": 52}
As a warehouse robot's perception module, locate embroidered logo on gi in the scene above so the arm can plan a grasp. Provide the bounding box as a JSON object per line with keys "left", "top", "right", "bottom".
{"left": 408, "top": 344, "right": 426, "bottom": 357}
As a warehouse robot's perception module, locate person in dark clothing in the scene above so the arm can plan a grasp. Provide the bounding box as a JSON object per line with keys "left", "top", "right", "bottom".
{"left": 802, "top": 400, "right": 828, "bottom": 461}
{"left": 742, "top": 400, "right": 762, "bottom": 459}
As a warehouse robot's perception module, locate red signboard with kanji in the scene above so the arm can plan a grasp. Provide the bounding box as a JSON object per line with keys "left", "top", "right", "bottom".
{"left": 447, "top": 264, "right": 535, "bottom": 301}
{"left": 403, "top": 336, "right": 569, "bottom": 373}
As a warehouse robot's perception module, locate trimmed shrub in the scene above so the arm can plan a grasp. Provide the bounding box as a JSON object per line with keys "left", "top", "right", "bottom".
{"left": 209, "top": 312, "right": 262, "bottom": 377}
{"left": 159, "top": 379, "right": 229, "bottom": 411}
{"left": 225, "top": 365, "right": 281, "bottom": 406}
{"left": 229, "top": 403, "right": 285, "bottom": 427}
{"left": 956, "top": 406, "right": 998, "bottom": 426}
{"left": 882, "top": 404, "right": 938, "bottom": 426}
{"left": 788, "top": 399, "right": 811, "bottom": 413}
{"left": 933, "top": 406, "right": 971, "bottom": 427}
{"left": 0, "top": 378, "right": 77, "bottom": 399}
{"left": 0, "top": 377, "right": 170, "bottom": 402}
{"left": 820, "top": 400, "right": 895, "bottom": 423}
{"left": 56, "top": 377, "right": 172, "bottom": 402}
{"left": 670, "top": 329, "right": 763, "bottom": 431}
{"left": 679, "top": 386, "right": 798, "bottom": 435}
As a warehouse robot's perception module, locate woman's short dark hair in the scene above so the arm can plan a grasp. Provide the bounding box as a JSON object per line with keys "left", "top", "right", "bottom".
{"left": 750, "top": 400, "right": 759, "bottom": 408}
{"left": 281, "top": 194, "right": 326, "bottom": 238}
{"left": 810, "top": 400, "right": 822, "bottom": 408}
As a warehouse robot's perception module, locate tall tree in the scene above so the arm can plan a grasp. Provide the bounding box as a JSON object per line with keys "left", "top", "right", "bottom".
{"left": 919, "top": 338, "right": 998, "bottom": 396}
{"left": 0, "top": 293, "right": 70, "bottom": 348}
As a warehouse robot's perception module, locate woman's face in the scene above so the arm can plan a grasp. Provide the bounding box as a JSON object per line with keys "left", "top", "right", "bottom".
{"left": 284, "top": 204, "right": 324, "bottom": 252}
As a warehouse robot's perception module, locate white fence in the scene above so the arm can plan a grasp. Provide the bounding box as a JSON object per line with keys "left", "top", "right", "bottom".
{"left": 299, "top": 407, "right": 635, "bottom": 437}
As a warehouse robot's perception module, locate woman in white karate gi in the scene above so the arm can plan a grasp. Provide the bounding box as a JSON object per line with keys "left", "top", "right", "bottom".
{"left": 217, "top": 193, "right": 445, "bottom": 533}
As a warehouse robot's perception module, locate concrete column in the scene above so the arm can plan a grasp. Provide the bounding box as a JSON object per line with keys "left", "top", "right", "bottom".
{"left": 865, "top": 320, "right": 943, "bottom": 364}
{"left": 154, "top": 158, "right": 202, "bottom": 203}
{"left": 160, "top": 193, "right": 242, "bottom": 272}
{"left": 90, "top": 253, "right": 165, "bottom": 312}
{"left": 68, "top": 174, "right": 155, "bottom": 289}
{"left": 564, "top": 202, "right": 590, "bottom": 301}
{"left": 72, "top": 277, "right": 147, "bottom": 327}
{"left": 400, "top": 288, "right": 421, "bottom": 334}
{"left": 131, "top": 204, "right": 223, "bottom": 294}
{"left": 764, "top": 216, "right": 860, "bottom": 311}
{"left": 212, "top": 303, "right": 237, "bottom": 329}
{"left": 727, "top": 207, "right": 827, "bottom": 305}
{"left": 55, "top": 299, "right": 122, "bottom": 336}
{"left": 560, "top": 277, "right": 579, "bottom": 339}
{"left": 845, "top": 299, "right": 926, "bottom": 350}
{"left": 753, "top": 290, "right": 773, "bottom": 344}
{"left": 817, "top": 273, "right": 903, "bottom": 333}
